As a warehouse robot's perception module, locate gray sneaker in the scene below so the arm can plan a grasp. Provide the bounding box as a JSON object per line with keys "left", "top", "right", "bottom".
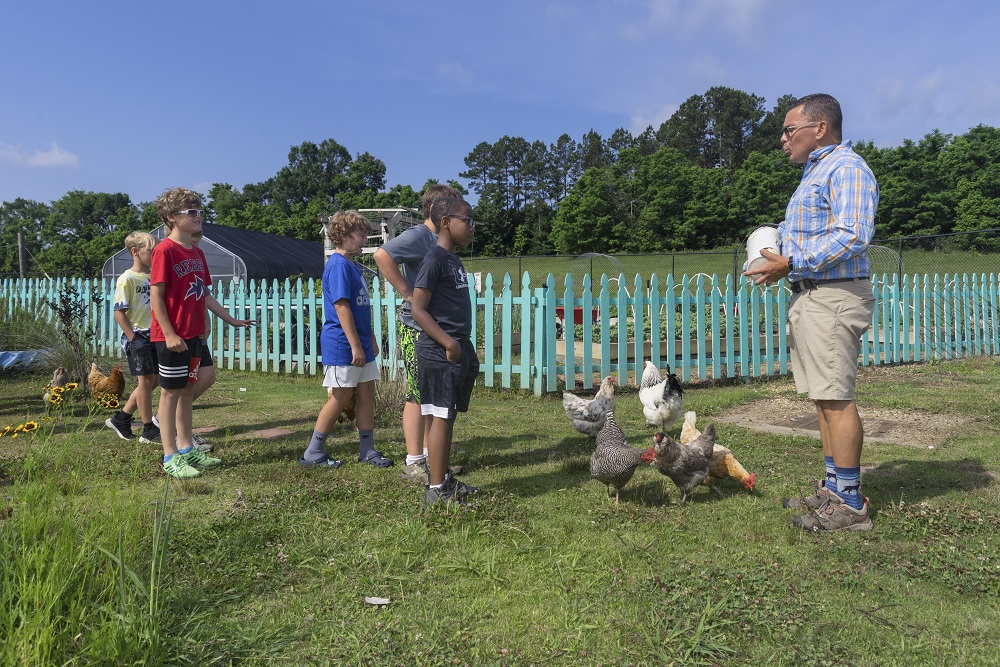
{"left": 782, "top": 480, "right": 838, "bottom": 511}
{"left": 191, "top": 434, "right": 213, "bottom": 452}
{"left": 401, "top": 459, "right": 430, "bottom": 484}
{"left": 792, "top": 496, "right": 873, "bottom": 532}
{"left": 423, "top": 476, "right": 468, "bottom": 507}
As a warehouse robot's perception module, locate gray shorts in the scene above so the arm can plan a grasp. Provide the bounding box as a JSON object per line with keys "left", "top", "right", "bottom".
{"left": 787, "top": 279, "right": 875, "bottom": 400}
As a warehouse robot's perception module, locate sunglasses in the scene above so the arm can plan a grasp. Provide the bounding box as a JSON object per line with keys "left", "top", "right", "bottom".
{"left": 176, "top": 209, "right": 203, "bottom": 217}
{"left": 446, "top": 214, "right": 476, "bottom": 229}
{"left": 780, "top": 121, "right": 820, "bottom": 139}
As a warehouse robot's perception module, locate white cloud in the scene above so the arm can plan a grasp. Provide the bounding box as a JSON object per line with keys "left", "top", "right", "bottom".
{"left": 434, "top": 62, "right": 475, "bottom": 90}
{"left": 629, "top": 102, "right": 679, "bottom": 133}
{"left": 0, "top": 142, "right": 79, "bottom": 168}
{"left": 622, "top": 0, "right": 775, "bottom": 43}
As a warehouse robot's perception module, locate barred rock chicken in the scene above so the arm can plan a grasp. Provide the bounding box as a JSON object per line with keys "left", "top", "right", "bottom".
{"left": 680, "top": 411, "right": 756, "bottom": 495}
{"left": 639, "top": 361, "right": 684, "bottom": 432}
{"left": 650, "top": 423, "right": 716, "bottom": 504}
{"left": 563, "top": 376, "right": 616, "bottom": 439}
{"left": 590, "top": 411, "right": 655, "bottom": 504}
{"left": 88, "top": 362, "right": 126, "bottom": 399}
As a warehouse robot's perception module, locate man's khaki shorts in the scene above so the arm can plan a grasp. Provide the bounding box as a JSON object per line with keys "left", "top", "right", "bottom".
{"left": 787, "top": 279, "right": 875, "bottom": 401}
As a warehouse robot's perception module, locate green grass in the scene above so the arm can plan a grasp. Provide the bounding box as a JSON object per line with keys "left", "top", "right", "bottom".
{"left": 1, "top": 358, "right": 1000, "bottom": 666}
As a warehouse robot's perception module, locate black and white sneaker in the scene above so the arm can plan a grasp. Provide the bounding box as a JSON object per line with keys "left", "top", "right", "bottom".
{"left": 105, "top": 417, "right": 135, "bottom": 441}
{"left": 139, "top": 425, "right": 161, "bottom": 444}
{"left": 191, "top": 434, "right": 213, "bottom": 452}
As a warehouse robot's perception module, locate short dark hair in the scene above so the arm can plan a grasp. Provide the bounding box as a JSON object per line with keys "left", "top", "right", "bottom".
{"left": 429, "top": 197, "right": 471, "bottom": 229}
{"left": 792, "top": 93, "right": 843, "bottom": 141}
{"left": 420, "top": 183, "right": 459, "bottom": 222}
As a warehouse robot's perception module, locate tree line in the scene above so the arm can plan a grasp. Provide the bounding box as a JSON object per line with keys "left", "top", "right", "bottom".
{"left": 3, "top": 86, "right": 999, "bottom": 277}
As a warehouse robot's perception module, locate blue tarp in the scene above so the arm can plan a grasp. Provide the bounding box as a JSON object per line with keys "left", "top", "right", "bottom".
{"left": 0, "top": 349, "right": 51, "bottom": 371}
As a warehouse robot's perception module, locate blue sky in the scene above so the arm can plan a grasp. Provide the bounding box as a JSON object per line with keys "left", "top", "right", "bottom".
{"left": 2, "top": 1, "right": 997, "bottom": 207}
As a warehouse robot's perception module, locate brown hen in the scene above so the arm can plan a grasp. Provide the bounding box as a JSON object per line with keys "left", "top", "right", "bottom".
{"left": 88, "top": 362, "right": 126, "bottom": 399}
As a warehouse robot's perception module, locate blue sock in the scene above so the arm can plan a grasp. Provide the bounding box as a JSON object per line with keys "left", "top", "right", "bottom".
{"left": 824, "top": 456, "right": 837, "bottom": 489}
{"left": 358, "top": 429, "right": 375, "bottom": 459}
{"left": 305, "top": 430, "right": 328, "bottom": 461}
{"left": 834, "top": 465, "right": 863, "bottom": 510}
{"left": 163, "top": 453, "right": 173, "bottom": 463}
{"left": 177, "top": 445, "right": 193, "bottom": 455}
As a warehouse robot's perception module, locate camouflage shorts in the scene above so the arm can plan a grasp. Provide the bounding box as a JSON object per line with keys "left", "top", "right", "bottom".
{"left": 397, "top": 320, "right": 420, "bottom": 402}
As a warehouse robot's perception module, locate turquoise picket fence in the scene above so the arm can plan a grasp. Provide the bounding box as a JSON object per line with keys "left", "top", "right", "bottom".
{"left": 3, "top": 272, "right": 999, "bottom": 395}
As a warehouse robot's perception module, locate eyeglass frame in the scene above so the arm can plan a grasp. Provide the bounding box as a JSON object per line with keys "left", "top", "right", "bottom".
{"left": 175, "top": 208, "right": 204, "bottom": 217}
{"left": 780, "top": 121, "right": 821, "bottom": 139}
{"left": 445, "top": 214, "right": 476, "bottom": 229}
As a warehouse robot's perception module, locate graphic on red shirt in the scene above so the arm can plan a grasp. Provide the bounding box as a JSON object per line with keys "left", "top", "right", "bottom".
{"left": 149, "top": 238, "right": 213, "bottom": 342}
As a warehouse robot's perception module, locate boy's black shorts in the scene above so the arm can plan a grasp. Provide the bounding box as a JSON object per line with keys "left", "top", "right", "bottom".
{"left": 200, "top": 341, "right": 214, "bottom": 368}
{"left": 154, "top": 337, "right": 204, "bottom": 390}
{"left": 122, "top": 330, "right": 157, "bottom": 377}
{"left": 416, "top": 337, "right": 479, "bottom": 420}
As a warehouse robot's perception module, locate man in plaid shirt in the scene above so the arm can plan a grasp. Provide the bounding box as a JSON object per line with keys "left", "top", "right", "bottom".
{"left": 745, "top": 93, "right": 878, "bottom": 532}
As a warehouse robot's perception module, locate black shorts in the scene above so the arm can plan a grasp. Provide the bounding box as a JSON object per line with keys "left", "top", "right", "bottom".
{"left": 416, "top": 338, "right": 479, "bottom": 420}
{"left": 154, "top": 337, "right": 204, "bottom": 390}
{"left": 123, "top": 330, "right": 157, "bottom": 377}
{"left": 200, "top": 342, "right": 213, "bottom": 368}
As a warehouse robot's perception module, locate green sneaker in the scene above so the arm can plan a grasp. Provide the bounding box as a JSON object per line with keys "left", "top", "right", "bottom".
{"left": 181, "top": 447, "right": 222, "bottom": 469}
{"left": 163, "top": 455, "right": 201, "bottom": 479}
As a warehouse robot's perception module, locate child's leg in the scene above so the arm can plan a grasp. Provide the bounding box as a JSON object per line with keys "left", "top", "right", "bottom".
{"left": 402, "top": 401, "right": 424, "bottom": 458}
{"left": 355, "top": 379, "right": 392, "bottom": 466}
{"left": 158, "top": 386, "right": 185, "bottom": 457}
{"left": 172, "top": 383, "right": 197, "bottom": 451}
{"left": 192, "top": 364, "right": 215, "bottom": 402}
{"left": 135, "top": 374, "right": 159, "bottom": 425}
{"left": 425, "top": 416, "right": 455, "bottom": 487}
{"left": 303, "top": 387, "right": 353, "bottom": 462}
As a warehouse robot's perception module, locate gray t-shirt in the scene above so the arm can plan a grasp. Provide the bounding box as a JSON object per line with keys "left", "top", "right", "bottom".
{"left": 378, "top": 223, "right": 437, "bottom": 329}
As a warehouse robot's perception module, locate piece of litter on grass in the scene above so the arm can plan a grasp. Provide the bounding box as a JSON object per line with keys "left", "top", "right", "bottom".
{"left": 364, "top": 596, "right": 391, "bottom": 606}
{"left": 927, "top": 445, "right": 935, "bottom": 450}
{"left": 239, "top": 387, "right": 247, "bottom": 392}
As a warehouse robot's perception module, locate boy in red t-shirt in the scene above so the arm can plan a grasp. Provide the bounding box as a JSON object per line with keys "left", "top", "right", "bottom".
{"left": 149, "top": 188, "right": 223, "bottom": 479}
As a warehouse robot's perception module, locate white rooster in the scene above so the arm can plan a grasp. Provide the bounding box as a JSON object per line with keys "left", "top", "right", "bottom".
{"left": 639, "top": 361, "right": 684, "bottom": 433}
{"left": 563, "top": 376, "right": 616, "bottom": 439}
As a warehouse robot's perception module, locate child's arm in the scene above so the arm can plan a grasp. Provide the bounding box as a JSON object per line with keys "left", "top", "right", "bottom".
{"left": 334, "top": 298, "right": 366, "bottom": 367}
{"left": 150, "top": 282, "right": 186, "bottom": 352}
{"left": 113, "top": 309, "right": 136, "bottom": 341}
{"left": 410, "top": 288, "right": 461, "bottom": 362}
{"left": 373, "top": 248, "right": 411, "bottom": 303}
{"left": 205, "top": 293, "right": 255, "bottom": 327}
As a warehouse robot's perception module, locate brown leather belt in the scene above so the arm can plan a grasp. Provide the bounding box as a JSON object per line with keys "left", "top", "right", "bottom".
{"left": 789, "top": 277, "right": 866, "bottom": 294}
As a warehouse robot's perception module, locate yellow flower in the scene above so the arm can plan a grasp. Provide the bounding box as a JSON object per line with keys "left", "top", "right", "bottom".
{"left": 24, "top": 422, "right": 38, "bottom": 432}
{"left": 49, "top": 394, "right": 63, "bottom": 404}
{"left": 52, "top": 385, "right": 65, "bottom": 394}
{"left": 0, "top": 426, "right": 9, "bottom": 437}
{"left": 65, "top": 382, "right": 79, "bottom": 390}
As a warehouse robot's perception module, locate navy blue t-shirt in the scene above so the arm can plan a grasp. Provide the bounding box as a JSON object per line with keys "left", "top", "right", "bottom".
{"left": 413, "top": 245, "right": 472, "bottom": 341}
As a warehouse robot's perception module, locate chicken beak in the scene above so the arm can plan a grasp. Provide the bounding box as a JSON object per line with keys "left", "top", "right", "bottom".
{"left": 744, "top": 472, "right": 756, "bottom": 490}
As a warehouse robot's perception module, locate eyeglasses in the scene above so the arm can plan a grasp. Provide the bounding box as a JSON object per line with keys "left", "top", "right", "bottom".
{"left": 176, "top": 209, "right": 203, "bottom": 218}
{"left": 447, "top": 214, "right": 476, "bottom": 229}
{"left": 781, "top": 122, "right": 820, "bottom": 139}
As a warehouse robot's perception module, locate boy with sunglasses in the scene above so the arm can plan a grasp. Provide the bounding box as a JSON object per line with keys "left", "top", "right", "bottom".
{"left": 149, "top": 189, "right": 222, "bottom": 479}
{"left": 410, "top": 198, "right": 480, "bottom": 506}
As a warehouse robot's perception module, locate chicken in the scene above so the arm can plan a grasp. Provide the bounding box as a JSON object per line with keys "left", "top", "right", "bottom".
{"left": 43, "top": 367, "right": 69, "bottom": 402}
{"left": 563, "top": 376, "right": 616, "bottom": 438}
{"left": 680, "top": 411, "right": 756, "bottom": 495}
{"left": 88, "top": 362, "right": 126, "bottom": 399}
{"left": 590, "top": 410, "right": 656, "bottom": 504}
{"left": 650, "top": 423, "right": 716, "bottom": 504}
{"left": 639, "top": 361, "right": 683, "bottom": 432}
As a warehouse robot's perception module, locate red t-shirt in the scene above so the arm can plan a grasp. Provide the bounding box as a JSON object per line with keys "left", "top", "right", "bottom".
{"left": 149, "top": 238, "right": 213, "bottom": 342}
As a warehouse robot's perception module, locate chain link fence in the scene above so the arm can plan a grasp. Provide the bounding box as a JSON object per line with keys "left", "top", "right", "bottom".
{"left": 462, "top": 228, "right": 1000, "bottom": 287}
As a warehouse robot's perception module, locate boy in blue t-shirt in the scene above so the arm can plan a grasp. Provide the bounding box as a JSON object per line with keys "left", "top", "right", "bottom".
{"left": 301, "top": 211, "right": 393, "bottom": 469}
{"left": 410, "top": 198, "right": 480, "bottom": 505}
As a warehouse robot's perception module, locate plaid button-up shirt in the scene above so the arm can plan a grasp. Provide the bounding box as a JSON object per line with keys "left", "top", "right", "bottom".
{"left": 779, "top": 142, "right": 878, "bottom": 281}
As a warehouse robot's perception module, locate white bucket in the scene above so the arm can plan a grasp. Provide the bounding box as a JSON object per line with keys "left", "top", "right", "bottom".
{"left": 746, "top": 225, "right": 779, "bottom": 272}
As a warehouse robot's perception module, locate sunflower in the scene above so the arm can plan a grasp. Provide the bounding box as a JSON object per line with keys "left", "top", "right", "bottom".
{"left": 65, "top": 382, "right": 79, "bottom": 390}
{"left": 52, "top": 385, "right": 65, "bottom": 394}
{"left": 49, "top": 394, "right": 64, "bottom": 405}
{"left": 23, "top": 422, "right": 38, "bottom": 432}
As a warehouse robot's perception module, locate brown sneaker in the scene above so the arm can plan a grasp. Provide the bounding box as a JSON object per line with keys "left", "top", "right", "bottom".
{"left": 782, "top": 480, "right": 839, "bottom": 511}
{"left": 792, "top": 496, "right": 873, "bottom": 532}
